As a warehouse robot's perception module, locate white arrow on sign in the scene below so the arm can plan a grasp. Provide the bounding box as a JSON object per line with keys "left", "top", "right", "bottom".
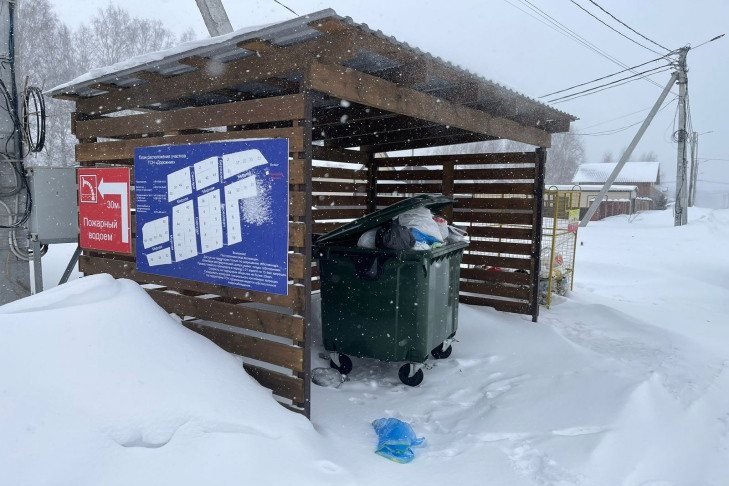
{"left": 98, "top": 178, "right": 130, "bottom": 243}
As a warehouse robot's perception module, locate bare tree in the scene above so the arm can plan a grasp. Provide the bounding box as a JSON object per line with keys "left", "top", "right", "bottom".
{"left": 600, "top": 150, "right": 614, "bottom": 163}
{"left": 16, "top": 0, "right": 77, "bottom": 166}
{"left": 638, "top": 150, "right": 658, "bottom": 161}
{"left": 544, "top": 129, "right": 584, "bottom": 184}
{"left": 15, "top": 2, "right": 196, "bottom": 166}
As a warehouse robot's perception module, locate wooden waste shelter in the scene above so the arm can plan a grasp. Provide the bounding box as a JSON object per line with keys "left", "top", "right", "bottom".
{"left": 49, "top": 9, "right": 576, "bottom": 417}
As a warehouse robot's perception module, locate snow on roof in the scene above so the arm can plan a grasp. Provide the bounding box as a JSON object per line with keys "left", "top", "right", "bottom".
{"left": 572, "top": 162, "right": 660, "bottom": 184}
{"left": 46, "top": 9, "right": 575, "bottom": 126}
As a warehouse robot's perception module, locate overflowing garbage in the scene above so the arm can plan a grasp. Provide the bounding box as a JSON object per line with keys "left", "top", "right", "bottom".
{"left": 355, "top": 206, "right": 467, "bottom": 251}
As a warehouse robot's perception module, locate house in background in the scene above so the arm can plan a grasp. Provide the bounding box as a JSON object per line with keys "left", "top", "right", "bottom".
{"left": 546, "top": 184, "right": 640, "bottom": 221}
{"left": 565, "top": 161, "right": 661, "bottom": 220}
{"left": 572, "top": 161, "right": 660, "bottom": 199}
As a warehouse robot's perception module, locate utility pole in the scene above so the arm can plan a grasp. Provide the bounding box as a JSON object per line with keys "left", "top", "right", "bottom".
{"left": 689, "top": 131, "right": 698, "bottom": 207}
{"left": 579, "top": 71, "right": 678, "bottom": 227}
{"left": 674, "top": 47, "right": 689, "bottom": 226}
{"left": 195, "top": 0, "right": 234, "bottom": 37}
{"left": 0, "top": 0, "right": 29, "bottom": 306}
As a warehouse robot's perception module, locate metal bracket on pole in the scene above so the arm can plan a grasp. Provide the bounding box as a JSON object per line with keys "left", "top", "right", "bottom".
{"left": 579, "top": 71, "right": 679, "bottom": 227}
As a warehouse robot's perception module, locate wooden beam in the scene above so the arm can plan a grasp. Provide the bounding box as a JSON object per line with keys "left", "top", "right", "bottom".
{"left": 89, "top": 82, "right": 122, "bottom": 93}
{"left": 376, "top": 152, "right": 537, "bottom": 167}
{"left": 315, "top": 115, "right": 437, "bottom": 141}
{"left": 311, "top": 145, "right": 370, "bottom": 164}
{"left": 324, "top": 124, "right": 467, "bottom": 149}
{"left": 147, "top": 289, "right": 305, "bottom": 341}
{"left": 73, "top": 32, "right": 357, "bottom": 116}
{"left": 313, "top": 103, "right": 394, "bottom": 126}
{"left": 76, "top": 127, "right": 304, "bottom": 162}
{"left": 424, "top": 81, "right": 481, "bottom": 105}
{"left": 372, "top": 60, "right": 429, "bottom": 86}
{"left": 362, "top": 133, "right": 497, "bottom": 154}
{"left": 75, "top": 94, "right": 307, "bottom": 139}
{"left": 186, "top": 323, "right": 305, "bottom": 373}
{"left": 307, "top": 62, "right": 551, "bottom": 147}
{"left": 79, "top": 255, "right": 306, "bottom": 311}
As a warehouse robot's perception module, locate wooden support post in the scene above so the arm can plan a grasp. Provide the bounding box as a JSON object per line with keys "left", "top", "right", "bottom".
{"left": 530, "top": 148, "right": 547, "bottom": 323}
{"left": 299, "top": 76, "right": 314, "bottom": 418}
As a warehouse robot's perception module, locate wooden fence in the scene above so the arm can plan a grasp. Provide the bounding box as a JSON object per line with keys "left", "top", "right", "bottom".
{"left": 308, "top": 150, "right": 546, "bottom": 318}
{"left": 75, "top": 92, "right": 313, "bottom": 416}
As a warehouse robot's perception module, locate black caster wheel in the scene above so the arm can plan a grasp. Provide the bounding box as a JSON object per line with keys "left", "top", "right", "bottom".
{"left": 329, "top": 354, "right": 353, "bottom": 375}
{"left": 431, "top": 343, "right": 453, "bottom": 359}
{"left": 398, "top": 363, "right": 424, "bottom": 387}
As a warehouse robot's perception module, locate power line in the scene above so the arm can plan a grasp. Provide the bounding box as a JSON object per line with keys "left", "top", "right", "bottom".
{"left": 540, "top": 54, "right": 671, "bottom": 98}
{"left": 503, "top": 0, "right": 623, "bottom": 65}
{"left": 568, "top": 0, "right": 663, "bottom": 55}
{"left": 547, "top": 64, "right": 673, "bottom": 103}
{"left": 584, "top": 0, "right": 671, "bottom": 52}
{"left": 502, "top": 0, "right": 669, "bottom": 93}
{"left": 271, "top": 0, "right": 298, "bottom": 17}
{"left": 570, "top": 97, "right": 676, "bottom": 136}
{"left": 577, "top": 99, "right": 676, "bottom": 130}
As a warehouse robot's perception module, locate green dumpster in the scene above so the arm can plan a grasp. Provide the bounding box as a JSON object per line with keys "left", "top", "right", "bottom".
{"left": 314, "top": 195, "right": 468, "bottom": 386}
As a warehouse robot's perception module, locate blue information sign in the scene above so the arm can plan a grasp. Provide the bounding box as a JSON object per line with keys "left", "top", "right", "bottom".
{"left": 134, "top": 139, "right": 289, "bottom": 295}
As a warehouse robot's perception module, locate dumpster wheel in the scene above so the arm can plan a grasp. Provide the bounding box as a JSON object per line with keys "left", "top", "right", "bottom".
{"left": 398, "top": 363, "right": 424, "bottom": 387}
{"left": 329, "top": 353, "right": 353, "bottom": 375}
{"left": 431, "top": 341, "right": 453, "bottom": 359}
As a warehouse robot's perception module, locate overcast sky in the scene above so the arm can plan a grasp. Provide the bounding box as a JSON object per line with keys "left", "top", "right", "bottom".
{"left": 48, "top": 0, "right": 729, "bottom": 194}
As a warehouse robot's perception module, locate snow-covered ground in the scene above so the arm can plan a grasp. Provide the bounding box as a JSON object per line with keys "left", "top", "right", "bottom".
{"left": 2, "top": 206, "right": 727, "bottom": 485}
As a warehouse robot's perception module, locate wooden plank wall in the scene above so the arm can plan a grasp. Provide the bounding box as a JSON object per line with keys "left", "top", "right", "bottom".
{"left": 304, "top": 149, "right": 543, "bottom": 319}
{"left": 72, "top": 93, "right": 312, "bottom": 415}
{"left": 309, "top": 146, "right": 372, "bottom": 291}
{"left": 374, "top": 152, "right": 543, "bottom": 318}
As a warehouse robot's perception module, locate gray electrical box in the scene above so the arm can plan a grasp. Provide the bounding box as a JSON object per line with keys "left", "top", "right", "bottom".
{"left": 27, "top": 167, "right": 79, "bottom": 243}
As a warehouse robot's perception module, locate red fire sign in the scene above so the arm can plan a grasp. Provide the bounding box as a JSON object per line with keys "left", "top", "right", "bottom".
{"left": 78, "top": 167, "right": 132, "bottom": 253}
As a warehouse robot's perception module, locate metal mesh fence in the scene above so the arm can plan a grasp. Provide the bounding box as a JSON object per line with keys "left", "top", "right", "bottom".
{"left": 541, "top": 188, "right": 581, "bottom": 308}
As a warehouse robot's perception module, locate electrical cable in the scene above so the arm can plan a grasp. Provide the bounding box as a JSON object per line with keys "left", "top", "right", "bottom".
{"left": 22, "top": 86, "right": 45, "bottom": 153}
{"left": 511, "top": 0, "right": 628, "bottom": 67}
{"left": 540, "top": 54, "right": 672, "bottom": 99}
{"left": 584, "top": 0, "right": 671, "bottom": 52}
{"left": 547, "top": 64, "right": 673, "bottom": 103}
{"left": 0, "top": 153, "right": 21, "bottom": 197}
{"left": 504, "top": 0, "right": 670, "bottom": 93}
{"left": 576, "top": 98, "right": 677, "bottom": 130}
{"left": 569, "top": 97, "right": 676, "bottom": 136}
{"left": 271, "top": 0, "right": 298, "bottom": 17}
{"left": 568, "top": 0, "right": 664, "bottom": 55}
{"left": 0, "top": 3, "right": 35, "bottom": 231}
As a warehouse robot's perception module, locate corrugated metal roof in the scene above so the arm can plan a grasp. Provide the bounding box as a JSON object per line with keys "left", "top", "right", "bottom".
{"left": 47, "top": 9, "right": 575, "bottom": 128}
{"left": 572, "top": 162, "right": 660, "bottom": 184}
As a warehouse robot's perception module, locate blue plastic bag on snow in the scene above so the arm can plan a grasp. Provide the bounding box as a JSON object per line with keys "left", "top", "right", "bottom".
{"left": 372, "top": 418, "right": 425, "bottom": 463}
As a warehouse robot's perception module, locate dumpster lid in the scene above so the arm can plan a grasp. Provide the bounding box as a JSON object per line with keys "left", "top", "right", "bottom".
{"left": 315, "top": 194, "right": 455, "bottom": 245}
